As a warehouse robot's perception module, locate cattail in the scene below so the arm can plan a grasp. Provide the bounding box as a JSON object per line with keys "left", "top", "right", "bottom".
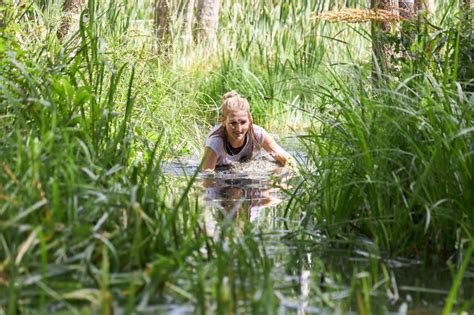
{"left": 313, "top": 9, "right": 404, "bottom": 23}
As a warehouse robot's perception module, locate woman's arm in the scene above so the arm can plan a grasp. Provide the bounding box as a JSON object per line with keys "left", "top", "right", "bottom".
{"left": 201, "top": 147, "right": 218, "bottom": 171}
{"left": 261, "top": 131, "right": 292, "bottom": 166}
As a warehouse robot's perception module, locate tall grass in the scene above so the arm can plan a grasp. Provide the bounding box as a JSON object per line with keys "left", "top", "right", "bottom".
{"left": 292, "top": 0, "right": 473, "bottom": 259}
{"left": 283, "top": 0, "right": 474, "bottom": 309}
{"left": 1, "top": 0, "right": 473, "bottom": 312}
{"left": 204, "top": 0, "right": 372, "bottom": 130}
{"left": 0, "top": 0, "right": 288, "bottom": 312}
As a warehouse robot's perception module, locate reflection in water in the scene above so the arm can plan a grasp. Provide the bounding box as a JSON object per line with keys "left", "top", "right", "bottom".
{"left": 198, "top": 161, "right": 295, "bottom": 238}
{"left": 202, "top": 176, "right": 283, "bottom": 223}
{"left": 198, "top": 157, "right": 296, "bottom": 242}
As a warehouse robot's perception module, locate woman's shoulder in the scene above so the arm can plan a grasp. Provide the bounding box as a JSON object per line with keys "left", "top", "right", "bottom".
{"left": 205, "top": 124, "right": 225, "bottom": 153}
{"left": 206, "top": 124, "right": 223, "bottom": 137}
{"left": 252, "top": 124, "right": 267, "bottom": 134}
{"left": 252, "top": 124, "right": 267, "bottom": 144}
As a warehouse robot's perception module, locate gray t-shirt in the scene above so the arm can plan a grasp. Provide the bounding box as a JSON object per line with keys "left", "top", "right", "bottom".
{"left": 205, "top": 124, "right": 265, "bottom": 166}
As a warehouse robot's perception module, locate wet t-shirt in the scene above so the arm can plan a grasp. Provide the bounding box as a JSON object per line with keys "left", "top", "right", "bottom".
{"left": 205, "top": 124, "right": 265, "bottom": 166}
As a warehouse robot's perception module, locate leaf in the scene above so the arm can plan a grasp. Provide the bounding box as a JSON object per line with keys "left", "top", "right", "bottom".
{"left": 62, "top": 289, "right": 100, "bottom": 305}
{"left": 15, "top": 229, "right": 39, "bottom": 265}
{"left": 454, "top": 127, "right": 474, "bottom": 138}
{"left": 2, "top": 199, "right": 47, "bottom": 228}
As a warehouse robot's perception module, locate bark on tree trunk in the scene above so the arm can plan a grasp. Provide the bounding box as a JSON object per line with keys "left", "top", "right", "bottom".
{"left": 197, "top": 0, "right": 220, "bottom": 48}
{"left": 57, "top": 0, "right": 85, "bottom": 40}
{"left": 415, "top": 0, "right": 434, "bottom": 15}
{"left": 371, "top": 0, "right": 399, "bottom": 82}
{"left": 182, "top": 0, "right": 195, "bottom": 46}
{"left": 399, "top": 0, "right": 415, "bottom": 19}
{"left": 460, "top": 0, "right": 473, "bottom": 90}
{"left": 375, "top": 0, "right": 399, "bottom": 31}
{"left": 154, "top": 0, "right": 170, "bottom": 49}
{"left": 0, "top": 6, "right": 3, "bottom": 30}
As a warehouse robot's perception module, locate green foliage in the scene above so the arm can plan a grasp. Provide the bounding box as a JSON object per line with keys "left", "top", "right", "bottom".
{"left": 1, "top": 0, "right": 473, "bottom": 313}
{"left": 295, "top": 8, "right": 474, "bottom": 260}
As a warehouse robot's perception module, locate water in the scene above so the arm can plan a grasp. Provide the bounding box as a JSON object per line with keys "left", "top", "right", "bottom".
{"left": 162, "top": 136, "right": 474, "bottom": 314}
{"left": 162, "top": 155, "right": 294, "bottom": 233}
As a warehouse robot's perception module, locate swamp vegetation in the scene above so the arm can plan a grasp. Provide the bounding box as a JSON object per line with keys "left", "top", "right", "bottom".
{"left": 1, "top": 0, "right": 473, "bottom": 313}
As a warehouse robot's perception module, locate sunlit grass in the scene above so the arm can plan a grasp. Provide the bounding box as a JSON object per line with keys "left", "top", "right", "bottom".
{"left": 1, "top": 0, "right": 473, "bottom": 313}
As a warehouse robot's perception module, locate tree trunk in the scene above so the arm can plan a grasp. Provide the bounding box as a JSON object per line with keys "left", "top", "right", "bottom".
{"left": 197, "top": 0, "right": 220, "bottom": 48}
{"left": 459, "top": 0, "right": 473, "bottom": 90}
{"left": 415, "top": 0, "right": 434, "bottom": 15}
{"left": 371, "top": 0, "right": 399, "bottom": 82}
{"left": 57, "top": 0, "right": 85, "bottom": 40}
{"left": 374, "top": 0, "right": 399, "bottom": 31}
{"left": 182, "top": 0, "right": 195, "bottom": 46}
{"left": 399, "top": 0, "right": 415, "bottom": 19}
{"left": 154, "top": 0, "right": 170, "bottom": 49}
{"left": 0, "top": 0, "right": 4, "bottom": 29}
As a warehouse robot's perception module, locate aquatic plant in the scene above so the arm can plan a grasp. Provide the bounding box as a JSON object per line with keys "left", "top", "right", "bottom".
{"left": 1, "top": 0, "right": 472, "bottom": 313}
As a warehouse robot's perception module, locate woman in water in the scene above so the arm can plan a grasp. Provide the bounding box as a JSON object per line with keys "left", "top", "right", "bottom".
{"left": 201, "top": 91, "right": 293, "bottom": 171}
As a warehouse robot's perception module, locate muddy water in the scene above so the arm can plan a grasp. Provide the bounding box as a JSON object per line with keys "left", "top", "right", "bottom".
{"left": 163, "top": 134, "right": 304, "bottom": 220}
{"left": 163, "top": 156, "right": 295, "bottom": 227}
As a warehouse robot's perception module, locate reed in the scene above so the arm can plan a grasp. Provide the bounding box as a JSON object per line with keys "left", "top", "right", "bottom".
{"left": 1, "top": 0, "right": 472, "bottom": 313}
{"left": 293, "top": 0, "right": 473, "bottom": 260}
{"left": 315, "top": 8, "right": 403, "bottom": 23}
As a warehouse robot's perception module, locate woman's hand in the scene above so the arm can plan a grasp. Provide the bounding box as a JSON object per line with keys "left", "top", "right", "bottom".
{"left": 262, "top": 131, "right": 294, "bottom": 168}
{"left": 269, "top": 149, "right": 290, "bottom": 166}
{"left": 200, "top": 148, "right": 218, "bottom": 171}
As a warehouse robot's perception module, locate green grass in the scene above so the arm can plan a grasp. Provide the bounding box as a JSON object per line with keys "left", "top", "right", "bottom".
{"left": 1, "top": 0, "right": 473, "bottom": 313}
{"left": 293, "top": 3, "right": 473, "bottom": 258}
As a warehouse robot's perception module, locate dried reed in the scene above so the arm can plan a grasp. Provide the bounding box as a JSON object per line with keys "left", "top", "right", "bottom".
{"left": 314, "top": 9, "right": 404, "bottom": 23}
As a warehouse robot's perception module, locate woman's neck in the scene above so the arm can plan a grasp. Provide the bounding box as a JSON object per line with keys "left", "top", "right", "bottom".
{"left": 228, "top": 138, "right": 245, "bottom": 148}
{"left": 226, "top": 134, "right": 248, "bottom": 156}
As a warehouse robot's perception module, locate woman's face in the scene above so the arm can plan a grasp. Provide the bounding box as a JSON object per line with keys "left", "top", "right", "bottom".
{"left": 224, "top": 109, "right": 250, "bottom": 145}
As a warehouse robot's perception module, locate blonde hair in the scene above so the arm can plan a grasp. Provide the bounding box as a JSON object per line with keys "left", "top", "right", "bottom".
{"left": 209, "top": 91, "right": 260, "bottom": 157}
{"left": 221, "top": 91, "right": 251, "bottom": 120}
